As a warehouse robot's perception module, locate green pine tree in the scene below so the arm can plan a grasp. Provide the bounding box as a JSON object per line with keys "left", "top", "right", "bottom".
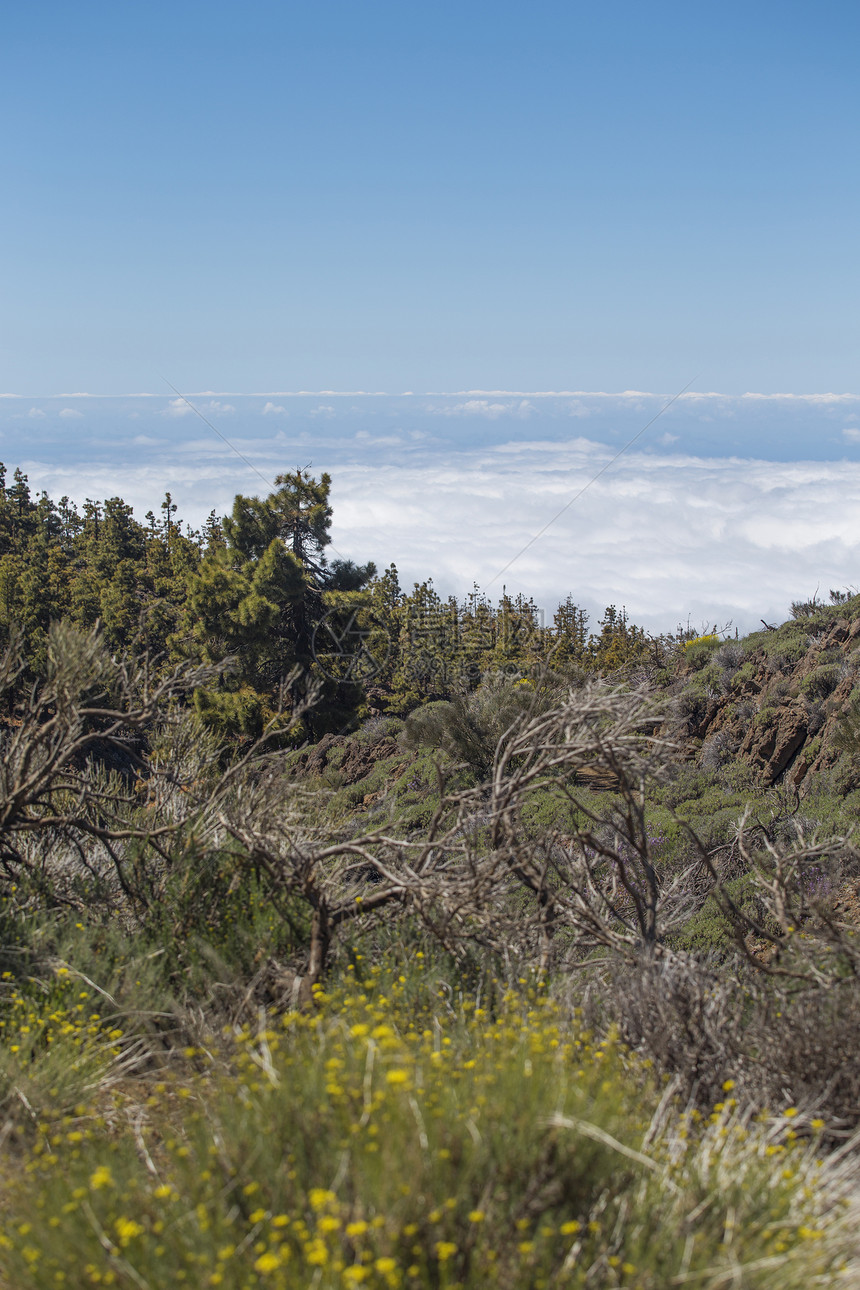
{"left": 185, "top": 470, "right": 372, "bottom": 739}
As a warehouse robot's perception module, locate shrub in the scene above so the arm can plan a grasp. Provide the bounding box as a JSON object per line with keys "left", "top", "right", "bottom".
{"left": 790, "top": 596, "right": 824, "bottom": 619}
{"left": 2, "top": 971, "right": 856, "bottom": 1289}
{"left": 699, "top": 727, "right": 738, "bottom": 771}
{"left": 833, "top": 688, "right": 860, "bottom": 760}
{"left": 356, "top": 715, "right": 405, "bottom": 747}
{"left": 800, "top": 664, "right": 843, "bottom": 702}
{"left": 682, "top": 634, "right": 721, "bottom": 671}
{"left": 731, "top": 660, "right": 759, "bottom": 690}
{"left": 713, "top": 641, "right": 745, "bottom": 671}
{"left": 402, "top": 672, "right": 562, "bottom": 779}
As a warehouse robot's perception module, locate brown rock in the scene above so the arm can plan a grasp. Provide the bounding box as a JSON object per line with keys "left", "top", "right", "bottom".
{"left": 790, "top": 755, "right": 810, "bottom": 787}
{"left": 764, "top": 706, "right": 807, "bottom": 782}
{"left": 338, "top": 738, "right": 400, "bottom": 786}
{"left": 304, "top": 732, "right": 343, "bottom": 776}
{"left": 692, "top": 698, "right": 721, "bottom": 739}
{"left": 737, "top": 702, "right": 808, "bottom": 783}
{"left": 739, "top": 708, "right": 776, "bottom": 763}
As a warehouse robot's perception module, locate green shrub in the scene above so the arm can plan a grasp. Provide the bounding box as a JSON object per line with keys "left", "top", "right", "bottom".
{"left": 800, "top": 665, "right": 843, "bottom": 702}
{"left": 731, "top": 660, "right": 760, "bottom": 689}
{"left": 2, "top": 969, "right": 854, "bottom": 1289}
{"left": 682, "top": 634, "right": 721, "bottom": 671}
{"left": 671, "top": 875, "right": 757, "bottom": 955}
{"left": 754, "top": 703, "right": 778, "bottom": 730}
{"left": 402, "top": 673, "right": 560, "bottom": 780}
{"left": 833, "top": 687, "right": 860, "bottom": 761}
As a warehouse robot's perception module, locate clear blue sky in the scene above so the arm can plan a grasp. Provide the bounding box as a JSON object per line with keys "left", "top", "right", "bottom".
{"left": 3, "top": 0, "right": 859, "bottom": 396}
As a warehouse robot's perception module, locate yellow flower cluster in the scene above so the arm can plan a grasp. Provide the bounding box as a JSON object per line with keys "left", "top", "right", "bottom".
{"left": 0, "top": 964, "right": 851, "bottom": 1289}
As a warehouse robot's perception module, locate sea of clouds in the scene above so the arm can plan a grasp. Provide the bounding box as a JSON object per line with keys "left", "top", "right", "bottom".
{"left": 1, "top": 390, "right": 859, "bottom": 636}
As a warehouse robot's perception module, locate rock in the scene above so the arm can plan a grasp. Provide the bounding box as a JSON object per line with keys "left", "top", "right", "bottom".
{"left": 764, "top": 707, "right": 808, "bottom": 782}
{"left": 338, "top": 738, "right": 398, "bottom": 785}
{"left": 690, "top": 698, "right": 721, "bottom": 739}
{"left": 738, "top": 703, "right": 807, "bottom": 783}
{"left": 303, "top": 732, "right": 343, "bottom": 776}
{"left": 790, "top": 754, "right": 810, "bottom": 787}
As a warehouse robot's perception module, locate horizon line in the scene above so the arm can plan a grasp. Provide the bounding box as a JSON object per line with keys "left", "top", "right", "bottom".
{"left": 2, "top": 389, "right": 860, "bottom": 402}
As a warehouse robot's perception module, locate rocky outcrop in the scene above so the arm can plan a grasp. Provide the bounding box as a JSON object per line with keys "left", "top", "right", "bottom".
{"left": 738, "top": 701, "right": 808, "bottom": 784}
{"left": 676, "top": 609, "right": 860, "bottom": 792}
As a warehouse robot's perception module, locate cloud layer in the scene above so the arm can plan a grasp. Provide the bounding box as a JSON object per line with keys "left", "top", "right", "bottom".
{"left": 5, "top": 389, "right": 860, "bottom": 466}
{"left": 15, "top": 441, "right": 860, "bottom": 636}
{"left": 4, "top": 390, "right": 860, "bottom": 635}
{"left": 328, "top": 448, "right": 860, "bottom": 633}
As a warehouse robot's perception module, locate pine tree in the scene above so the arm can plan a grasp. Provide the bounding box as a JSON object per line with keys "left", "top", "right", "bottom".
{"left": 553, "top": 596, "right": 590, "bottom": 668}
{"left": 186, "top": 470, "right": 369, "bottom": 738}
{"left": 589, "top": 604, "right": 647, "bottom": 671}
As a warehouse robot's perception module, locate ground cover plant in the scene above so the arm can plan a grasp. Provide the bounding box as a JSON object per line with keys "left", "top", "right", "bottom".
{"left": 2, "top": 967, "right": 858, "bottom": 1289}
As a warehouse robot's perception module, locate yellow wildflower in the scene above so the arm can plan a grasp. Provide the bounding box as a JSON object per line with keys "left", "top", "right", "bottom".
{"left": 253, "top": 1251, "right": 281, "bottom": 1273}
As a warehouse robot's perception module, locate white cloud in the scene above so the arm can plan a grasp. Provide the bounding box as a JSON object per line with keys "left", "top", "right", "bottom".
{"left": 430, "top": 398, "right": 535, "bottom": 419}
{"left": 740, "top": 392, "right": 860, "bottom": 404}
{"left": 163, "top": 397, "right": 235, "bottom": 418}
{"left": 352, "top": 433, "right": 403, "bottom": 447}
{"left": 262, "top": 401, "right": 287, "bottom": 416}
{"left": 27, "top": 407, "right": 46, "bottom": 419}
{"left": 164, "top": 398, "right": 193, "bottom": 417}
{"left": 458, "top": 400, "right": 511, "bottom": 417}
{"left": 658, "top": 432, "right": 679, "bottom": 445}
{"left": 18, "top": 445, "right": 860, "bottom": 640}
{"left": 563, "top": 400, "right": 595, "bottom": 418}
{"left": 10, "top": 425, "right": 860, "bottom": 637}
{"left": 59, "top": 408, "right": 84, "bottom": 419}
{"left": 310, "top": 405, "right": 336, "bottom": 418}
{"left": 326, "top": 451, "right": 860, "bottom": 634}
{"left": 5, "top": 387, "right": 860, "bottom": 405}
{"left": 493, "top": 436, "right": 603, "bottom": 456}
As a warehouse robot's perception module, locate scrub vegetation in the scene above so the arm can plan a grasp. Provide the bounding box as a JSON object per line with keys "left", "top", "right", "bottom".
{"left": 2, "top": 466, "right": 860, "bottom": 1287}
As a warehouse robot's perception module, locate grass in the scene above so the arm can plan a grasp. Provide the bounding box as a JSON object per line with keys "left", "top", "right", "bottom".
{"left": 1, "top": 964, "right": 857, "bottom": 1290}
{"left": 0, "top": 974, "right": 128, "bottom": 1125}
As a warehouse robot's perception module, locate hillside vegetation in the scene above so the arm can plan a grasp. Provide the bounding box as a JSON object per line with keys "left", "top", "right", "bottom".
{"left": 2, "top": 466, "right": 860, "bottom": 1288}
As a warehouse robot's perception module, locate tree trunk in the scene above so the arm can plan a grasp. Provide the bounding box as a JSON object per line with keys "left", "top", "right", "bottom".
{"left": 297, "top": 902, "right": 330, "bottom": 1009}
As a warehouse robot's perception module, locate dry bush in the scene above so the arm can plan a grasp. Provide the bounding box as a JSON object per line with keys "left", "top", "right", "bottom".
{"left": 574, "top": 807, "right": 860, "bottom": 1124}
{"left": 0, "top": 622, "right": 225, "bottom": 915}
{"left": 590, "top": 947, "right": 860, "bottom": 1129}
{"left": 208, "top": 680, "right": 692, "bottom": 997}
{"left": 8, "top": 629, "right": 860, "bottom": 1131}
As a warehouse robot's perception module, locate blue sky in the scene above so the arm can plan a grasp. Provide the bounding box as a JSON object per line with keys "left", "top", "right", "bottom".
{"left": 2, "top": 3, "right": 860, "bottom": 632}
{"left": 3, "top": 0, "right": 859, "bottom": 394}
